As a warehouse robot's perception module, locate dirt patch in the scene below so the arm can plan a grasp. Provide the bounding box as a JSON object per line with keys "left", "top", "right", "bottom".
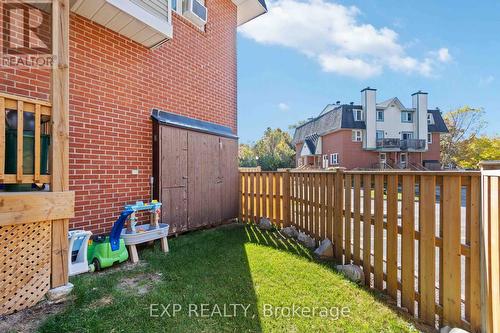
{"left": 117, "top": 273, "right": 162, "bottom": 296}
{"left": 89, "top": 295, "right": 114, "bottom": 309}
{"left": 0, "top": 298, "right": 71, "bottom": 333}
{"left": 94, "top": 261, "right": 148, "bottom": 276}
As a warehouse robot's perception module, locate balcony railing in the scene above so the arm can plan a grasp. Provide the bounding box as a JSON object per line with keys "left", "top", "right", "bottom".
{"left": 376, "top": 138, "right": 426, "bottom": 150}
{"left": 401, "top": 139, "right": 426, "bottom": 150}
{"left": 376, "top": 138, "right": 400, "bottom": 149}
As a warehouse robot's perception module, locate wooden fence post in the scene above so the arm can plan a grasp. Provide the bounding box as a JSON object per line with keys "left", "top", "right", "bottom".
{"left": 51, "top": 0, "right": 70, "bottom": 289}
{"left": 334, "top": 168, "right": 345, "bottom": 264}
{"left": 282, "top": 170, "right": 291, "bottom": 227}
{"left": 480, "top": 161, "right": 500, "bottom": 333}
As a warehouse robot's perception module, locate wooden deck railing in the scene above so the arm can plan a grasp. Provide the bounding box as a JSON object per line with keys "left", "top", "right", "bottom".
{"left": 0, "top": 92, "right": 52, "bottom": 185}
{"left": 0, "top": 92, "right": 73, "bottom": 316}
{"left": 240, "top": 168, "right": 499, "bottom": 332}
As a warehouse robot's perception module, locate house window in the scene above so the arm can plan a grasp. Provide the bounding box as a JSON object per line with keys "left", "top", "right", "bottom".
{"left": 330, "top": 153, "right": 339, "bottom": 165}
{"left": 354, "top": 109, "right": 363, "bottom": 121}
{"left": 376, "top": 130, "right": 384, "bottom": 140}
{"left": 322, "top": 154, "right": 329, "bottom": 168}
{"left": 401, "top": 111, "right": 413, "bottom": 123}
{"left": 427, "top": 113, "right": 434, "bottom": 125}
{"left": 352, "top": 130, "right": 362, "bottom": 142}
{"left": 427, "top": 133, "right": 432, "bottom": 144}
{"left": 401, "top": 132, "right": 413, "bottom": 140}
{"left": 400, "top": 153, "right": 407, "bottom": 166}
{"left": 376, "top": 110, "right": 384, "bottom": 122}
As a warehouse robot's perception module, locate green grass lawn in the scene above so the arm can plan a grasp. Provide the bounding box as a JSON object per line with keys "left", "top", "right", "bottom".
{"left": 39, "top": 224, "right": 421, "bottom": 333}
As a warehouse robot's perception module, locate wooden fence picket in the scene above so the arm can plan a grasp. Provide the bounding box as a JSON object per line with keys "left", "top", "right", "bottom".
{"left": 353, "top": 174, "right": 361, "bottom": 265}
{"left": 362, "top": 174, "right": 372, "bottom": 285}
{"left": 401, "top": 174, "right": 415, "bottom": 315}
{"left": 386, "top": 174, "right": 398, "bottom": 299}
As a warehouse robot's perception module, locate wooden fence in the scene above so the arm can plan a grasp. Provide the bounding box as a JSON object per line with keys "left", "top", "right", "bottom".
{"left": 240, "top": 168, "right": 499, "bottom": 332}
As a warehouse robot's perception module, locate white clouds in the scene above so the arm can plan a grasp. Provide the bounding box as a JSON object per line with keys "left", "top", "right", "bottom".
{"left": 239, "top": 0, "right": 451, "bottom": 78}
{"left": 437, "top": 48, "right": 452, "bottom": 63}
{"left": 278, "top": 102, "right": 290, "bottom": 111}
{"left": 318, "top": 54, "right": 381, "bottom": 78}
{"left": 479, "top": 75, "right": 495, "bottom": 86}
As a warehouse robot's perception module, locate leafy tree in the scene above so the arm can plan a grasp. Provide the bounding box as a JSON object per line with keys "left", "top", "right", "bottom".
{"left": 238, "top": 128, "right": 295, "bottom": 171}
{"left": 238, "top": 144, "right": 258, "bottom": 167}
{"left": 441, "top": 106, "right": 486, "bottom": 168}
{"left": 456, "top": 136, "right": 500, "bottom": 169}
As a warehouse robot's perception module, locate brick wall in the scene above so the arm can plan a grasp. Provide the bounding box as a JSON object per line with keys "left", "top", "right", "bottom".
{"left": 1, "top": 0, "right": 237, "bottom": 234}
{"left": 422, "top": 133, "right": 441, "bottom": 161}
{"left": 321, "top": 130, "right": 379, "bottom": 169}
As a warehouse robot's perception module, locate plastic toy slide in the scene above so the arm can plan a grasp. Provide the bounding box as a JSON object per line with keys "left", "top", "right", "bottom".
{"left": 109, "top": 209, "right": 134, "bottom": 251}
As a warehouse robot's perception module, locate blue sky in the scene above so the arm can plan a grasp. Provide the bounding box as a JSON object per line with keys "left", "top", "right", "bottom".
{"left": 237, "top": 0, "right": 500, "bottom": 144}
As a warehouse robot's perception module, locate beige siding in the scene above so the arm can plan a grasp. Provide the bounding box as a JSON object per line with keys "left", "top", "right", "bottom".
{"left": 130, "top": 0, "right": 169, "bottom": 20}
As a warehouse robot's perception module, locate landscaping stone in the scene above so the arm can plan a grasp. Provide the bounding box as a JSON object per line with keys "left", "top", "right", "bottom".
{"left": 258, "top": 217, "right": 273, "bottom": 230}
{"left": 335, "top": 264, "right": 364, "bottom": 284}
{"left": 314, "top": 238, "right": 334, "bottom": 258}
{"left": 440, "top": 327, "right": 469, "bottom": 333}
{"left": 297, "top": 232, "right": 316, "bottom": 249}
{"left": 280, "top": 226, "right": 298, "bottom": 238}
{"left": 46, "top": 283, "right": 74, "bottom": 302}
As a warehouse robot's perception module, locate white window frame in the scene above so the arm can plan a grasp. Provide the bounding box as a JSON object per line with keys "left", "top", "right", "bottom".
{"left": 427, "top": 133, "right": 432, "bottom": 144}
{"left": 322, "top": 154, "right": 329, "bottom": 168}
{"left": 330, "top": 153, "right": 339, "bottom": 165}
{"left": 401, "top": 111, "right": 413, "bottom": 123}
{"left": 376, "top": 110, "right": 384, "bottom": 122}
{"left": 376, "top": 130, "right": 384, "bottom": 140}
{"left": 354, "top": 109, "right": 363, "bottom": 121}
{"left": 352, "top": 130, "right": 362, "bottom": 142}
{"left": 173, "top": 0, "right": 206, "bottom": 16}
{"left": 400, "top": 153, "right": 407, "bottom": 164}
{"left": 401, "top": 132, "right": 413, "bottom": 140}
{"left": 427, "top": 113, "right": 434, "bottom": 125}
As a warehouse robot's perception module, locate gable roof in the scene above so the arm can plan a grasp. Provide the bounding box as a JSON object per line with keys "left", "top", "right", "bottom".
{"left": 376, "top": 97, "right": 406, "bottom": 110}
{"left": 304, "top": 134, "right": 320, "bottom": 154}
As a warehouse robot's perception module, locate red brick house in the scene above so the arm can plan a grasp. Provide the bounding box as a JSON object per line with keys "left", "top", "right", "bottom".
{"left": 292, "top": 88, "right": 448, "bottom": 170}
{"left": 1, "top": 0, "right": 266, "bottom": 234}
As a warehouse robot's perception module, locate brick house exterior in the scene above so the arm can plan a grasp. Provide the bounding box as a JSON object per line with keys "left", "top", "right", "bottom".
{"left": 292, "top": 88, "right": 448, "bottom": 170}
{"left": 1, "top": 0, "right": 266, "bottom": 233}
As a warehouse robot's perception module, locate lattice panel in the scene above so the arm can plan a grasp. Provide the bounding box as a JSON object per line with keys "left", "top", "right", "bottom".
{"left": 0, "top": 222, "right": 51, "bottom": 315}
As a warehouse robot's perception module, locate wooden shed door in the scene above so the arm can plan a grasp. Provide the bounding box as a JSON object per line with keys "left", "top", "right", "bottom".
{"left": 187, "top": 131, "right": 222, "bottom": 229}
{"left": 160, "top": 126, "right": 188, "bottom": 233}
{"left": 188, "top": 132, "right": 222, "bottom": 229}
{"left": 219, "top": 137, "right": 239, "bottom": 220}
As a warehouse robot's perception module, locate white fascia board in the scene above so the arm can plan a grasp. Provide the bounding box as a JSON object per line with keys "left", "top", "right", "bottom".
{"left": 234, "top": 0, "right": 267, "bottom": 26}
{"left": 107, "top": 0, "right": 173, "bottom": 38}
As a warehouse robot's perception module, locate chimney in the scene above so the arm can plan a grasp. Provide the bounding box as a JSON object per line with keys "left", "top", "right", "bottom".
{"left": 412, "top": 90, "right": 428, "bottom": 148}
{"left": 336, "top": 101, "right": 341, "bottom": 105}
{"left": 361, "top": 87, "right": 376, "bottom": 149}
